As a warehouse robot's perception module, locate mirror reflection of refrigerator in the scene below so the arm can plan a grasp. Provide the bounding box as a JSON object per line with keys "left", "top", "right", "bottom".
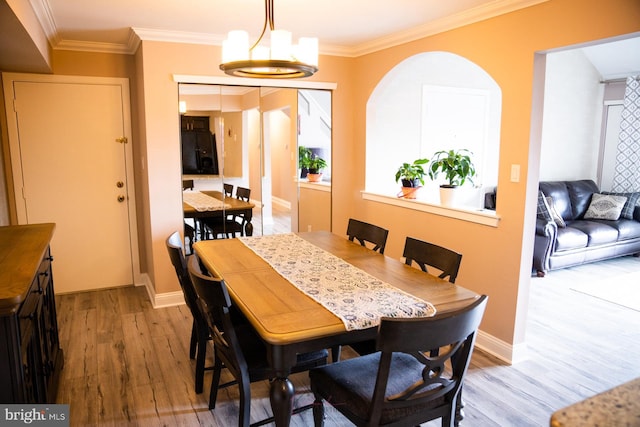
{"left": 181, "top": 131, "right": 219, "bottom": 175}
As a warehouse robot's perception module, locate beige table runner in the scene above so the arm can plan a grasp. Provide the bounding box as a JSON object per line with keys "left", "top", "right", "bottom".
{"left": 238, "top": 233, "right": 436, "bottom": 330}
{"left": 183, "top": 191, "right": 231, "bottom": 211}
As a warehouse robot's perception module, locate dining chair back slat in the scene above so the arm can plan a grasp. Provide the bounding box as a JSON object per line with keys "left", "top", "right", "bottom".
{"left": 346, "top": 218, "right": 389, "bottom": 254}
{"left": 403, "top": 236, "right": 463, "bottom": 283}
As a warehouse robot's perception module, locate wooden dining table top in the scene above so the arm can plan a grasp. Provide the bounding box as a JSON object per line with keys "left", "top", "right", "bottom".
{"left": 183, "top": 190, "right": 254, "bottom": 217}
{"left": 193, "top": 231, "right": 479, "bottom": 346}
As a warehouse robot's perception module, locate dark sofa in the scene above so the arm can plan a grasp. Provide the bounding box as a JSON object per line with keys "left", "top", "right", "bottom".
{"left": 533, "top": 180, "right": 640, "bottom": 276}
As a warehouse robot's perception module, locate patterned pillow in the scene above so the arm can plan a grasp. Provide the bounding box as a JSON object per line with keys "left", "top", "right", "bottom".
{"left": 583, "top": 193, "right": 628, "bottom": 220}
{"left": 602, "top": 191, "right": 640, "bottom": 220}
{"left": 536, "top": 191, "right": 553, "bottom": 222}
{"left": 546, "top": 196, "right": 566, "bottom": 228}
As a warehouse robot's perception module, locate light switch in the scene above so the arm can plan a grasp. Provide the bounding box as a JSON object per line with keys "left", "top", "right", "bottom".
{"left": 511, "top": 164, "right": 520, "bottom": 183}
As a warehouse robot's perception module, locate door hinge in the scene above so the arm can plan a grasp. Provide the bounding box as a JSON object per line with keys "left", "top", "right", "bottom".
{"left": 116, "top": 136, "right": 128, "bottom": 144}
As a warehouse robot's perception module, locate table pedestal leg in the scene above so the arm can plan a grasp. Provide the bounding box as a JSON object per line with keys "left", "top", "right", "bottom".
{"left": 270, "top": 377, "right": 294, "bottom": 426}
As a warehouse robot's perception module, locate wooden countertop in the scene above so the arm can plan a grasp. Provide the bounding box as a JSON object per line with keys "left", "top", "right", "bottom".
{"left": 0, "top": 223, "right": 55, "bottom": 313}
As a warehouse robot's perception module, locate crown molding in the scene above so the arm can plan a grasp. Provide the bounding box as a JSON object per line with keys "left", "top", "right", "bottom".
{"left": 29, "top": 0, "right": 59, "bottom": 46}
{"left": 33, "top": 0, "right": 549, "bottom": 57}
{"left": 346, "top": 0, "right": 550, "bottom": 57}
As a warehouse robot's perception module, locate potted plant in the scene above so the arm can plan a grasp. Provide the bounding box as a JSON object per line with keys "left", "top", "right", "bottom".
{"left": 427, "top": 149, "right": 476, "bottom": 206}
{"left": 395, "top": 158, "right": 429, "bottom": 198}
{"left": 298, "top": 145, "right": 312, "bottom": 178}
{"left": 306, "top": 154, "right": 327, "bottom": 182}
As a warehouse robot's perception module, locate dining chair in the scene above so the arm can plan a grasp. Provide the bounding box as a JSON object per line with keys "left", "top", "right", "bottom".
{"left": 403, "top": 236, "right": 463, "bottom": 283}
{"left": 183, "top": 179, "right": 202, "bottom": 245}
{"left": 223, "top": 183, "right": 234, "bottom": 197}
{"left": 309, "top": 295, "right": 488, "bottom": 427}
{"left": 346, "top": 218, "right": 389, "bottom": 254}
{"left": 204, "top": 186, "right": 252, "bottom": 239}
{"left": 343, "top": 218, "right": 390, "bottom": 357}
{"left": 165, "top": 231, "right": 210, "bottom": 394}
{"left": 187, "top": 255, "right": 329, "bottom": 427}
{"left": 182, "top": 179, "right": 195, "bottom": 191}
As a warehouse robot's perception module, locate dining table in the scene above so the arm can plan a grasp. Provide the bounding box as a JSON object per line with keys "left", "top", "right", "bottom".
{"left": 193, "top": 231, "right": 479, "bottom": 426}
{"left": 183, "top": 190, "right": 255, "bottom": 238}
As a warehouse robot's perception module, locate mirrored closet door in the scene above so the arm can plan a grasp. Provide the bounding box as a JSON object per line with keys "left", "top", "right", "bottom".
{"left": 178, "top": 83, "right": 332, "bottom": 250}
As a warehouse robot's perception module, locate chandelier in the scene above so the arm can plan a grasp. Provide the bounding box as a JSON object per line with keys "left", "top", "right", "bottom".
{"left": 219, "top": 0, "right": 318, "bottom": 79}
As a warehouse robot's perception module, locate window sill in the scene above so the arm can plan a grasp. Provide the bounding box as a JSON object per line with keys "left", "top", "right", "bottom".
{"left": 298, "top": 180, "right": 331, "bottom": 192}
{"left": 361, "top": 191, "right": 500, "bottom": 227}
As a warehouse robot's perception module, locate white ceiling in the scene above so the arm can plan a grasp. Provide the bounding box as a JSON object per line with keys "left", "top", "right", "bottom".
{"left": 36, "top": 0, "right": 547, "bottom": 56}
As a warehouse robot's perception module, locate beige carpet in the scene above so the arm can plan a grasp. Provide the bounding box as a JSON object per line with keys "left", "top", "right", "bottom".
{"left": 570, "top": 271, "right": 640, "bottom": 311}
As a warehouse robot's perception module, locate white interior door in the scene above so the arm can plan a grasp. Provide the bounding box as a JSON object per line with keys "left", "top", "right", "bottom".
{"left": 4, "top": 74, "right": 139, "bottom": 293}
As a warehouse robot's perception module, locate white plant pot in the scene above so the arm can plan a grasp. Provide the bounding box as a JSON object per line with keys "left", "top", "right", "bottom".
{"left": 439, "top": 185, "right": 460, "bottom": 207}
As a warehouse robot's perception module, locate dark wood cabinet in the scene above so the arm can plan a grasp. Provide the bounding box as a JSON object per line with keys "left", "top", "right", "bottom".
{"left": 0, "top": 223, "right": 63, "bottom": 404}
{"left": 180, "top": 115, "right": 219, "bottom": 175}
{"left": 181, "top": 115, "right": 210, "bottom": 131}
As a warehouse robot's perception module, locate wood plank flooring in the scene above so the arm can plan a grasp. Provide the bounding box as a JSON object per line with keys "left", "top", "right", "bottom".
{"left": 54, "top": 254, "right": 640, "bottom": 426}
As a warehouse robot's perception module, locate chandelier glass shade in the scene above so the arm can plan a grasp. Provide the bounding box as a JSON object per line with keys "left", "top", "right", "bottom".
{"left": 220, "top": 0, "right": 318, "bottom": 78}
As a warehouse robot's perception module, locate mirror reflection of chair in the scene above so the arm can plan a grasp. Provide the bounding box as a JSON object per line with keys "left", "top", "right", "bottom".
{"left": 182, "top": 179, "right": 195, "bottom": 191}
{"left": 223, "top": 183, "right": 234, "bottom": 197}
{"left": 309, "top": 295, "right": 488, "bottom": 427}
{"left": 346, "top": 218, "right": 389, "bottom": 254}
{"left": 204, "top": 186, "right": 252, "bottom": 239}
{"left": 187, "top": 255, "right": 328, "bottom": 426}
{"left": 182, "top": 179, "right": 200, "bottom": 249}
{"left": 165, "top": 231, "right": 210, "bottom": 394}
{"left": 403, "top": 237, "right": 463, "bottom": 283}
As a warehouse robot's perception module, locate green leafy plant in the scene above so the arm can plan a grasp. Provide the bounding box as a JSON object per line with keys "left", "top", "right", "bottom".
{"left": 307, "top": 155, "right": 327, "bottom": 173}
{"left": 395, "top": 158, "right": 429, "bottom": 187}
{"left": 427, "top": 149, "right": 476, "bottom": 187}
{"left": 298, "top": 145, "right": 312, "bottom": 169}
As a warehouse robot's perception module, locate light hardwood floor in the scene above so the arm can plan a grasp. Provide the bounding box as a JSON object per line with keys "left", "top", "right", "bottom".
{"left": 54, "top": 250, "right": 640, "bottom": 426}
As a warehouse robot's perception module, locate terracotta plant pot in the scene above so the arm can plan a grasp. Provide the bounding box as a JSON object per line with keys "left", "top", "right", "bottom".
{"left": 307, "top": 173, "right": 323, "bottom": 182}
{"left": 399, "top": 186, "right": 421, "bottom": 199}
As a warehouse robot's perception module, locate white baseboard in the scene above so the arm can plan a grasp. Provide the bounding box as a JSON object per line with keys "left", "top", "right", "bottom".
{"left": 141, "top": 273, "right": 186, "bottom": 308}
{"left": 272, "top": 196, "right": 291, "bottom": 210}
{"left": 475, "top": 329, "right": 528, "bottom": 365}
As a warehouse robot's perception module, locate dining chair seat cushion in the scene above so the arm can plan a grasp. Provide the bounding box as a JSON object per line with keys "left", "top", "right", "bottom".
{"left": 310, "top": 352, "right": 445, "bottom": 425}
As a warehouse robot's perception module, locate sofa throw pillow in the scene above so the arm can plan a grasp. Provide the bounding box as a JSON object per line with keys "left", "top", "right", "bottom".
{"left": 546, "top": 196, "right": 566, "bottom": 228}
{"left": 583, "top": 193, "right": 628, "bottom": 220}
{"left": 601, "top": 191, "right": 640, "bottom": 220}
{"left": 536, "top": 191, "right": 553, "bottom": 222}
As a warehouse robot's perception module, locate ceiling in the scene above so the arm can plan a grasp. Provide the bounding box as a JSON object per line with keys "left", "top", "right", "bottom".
{"left": 39, "top": 0, "right": 538, "bottom": 56}
{"left": 1, "top": 0, "right": 638, "bottom": 79}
